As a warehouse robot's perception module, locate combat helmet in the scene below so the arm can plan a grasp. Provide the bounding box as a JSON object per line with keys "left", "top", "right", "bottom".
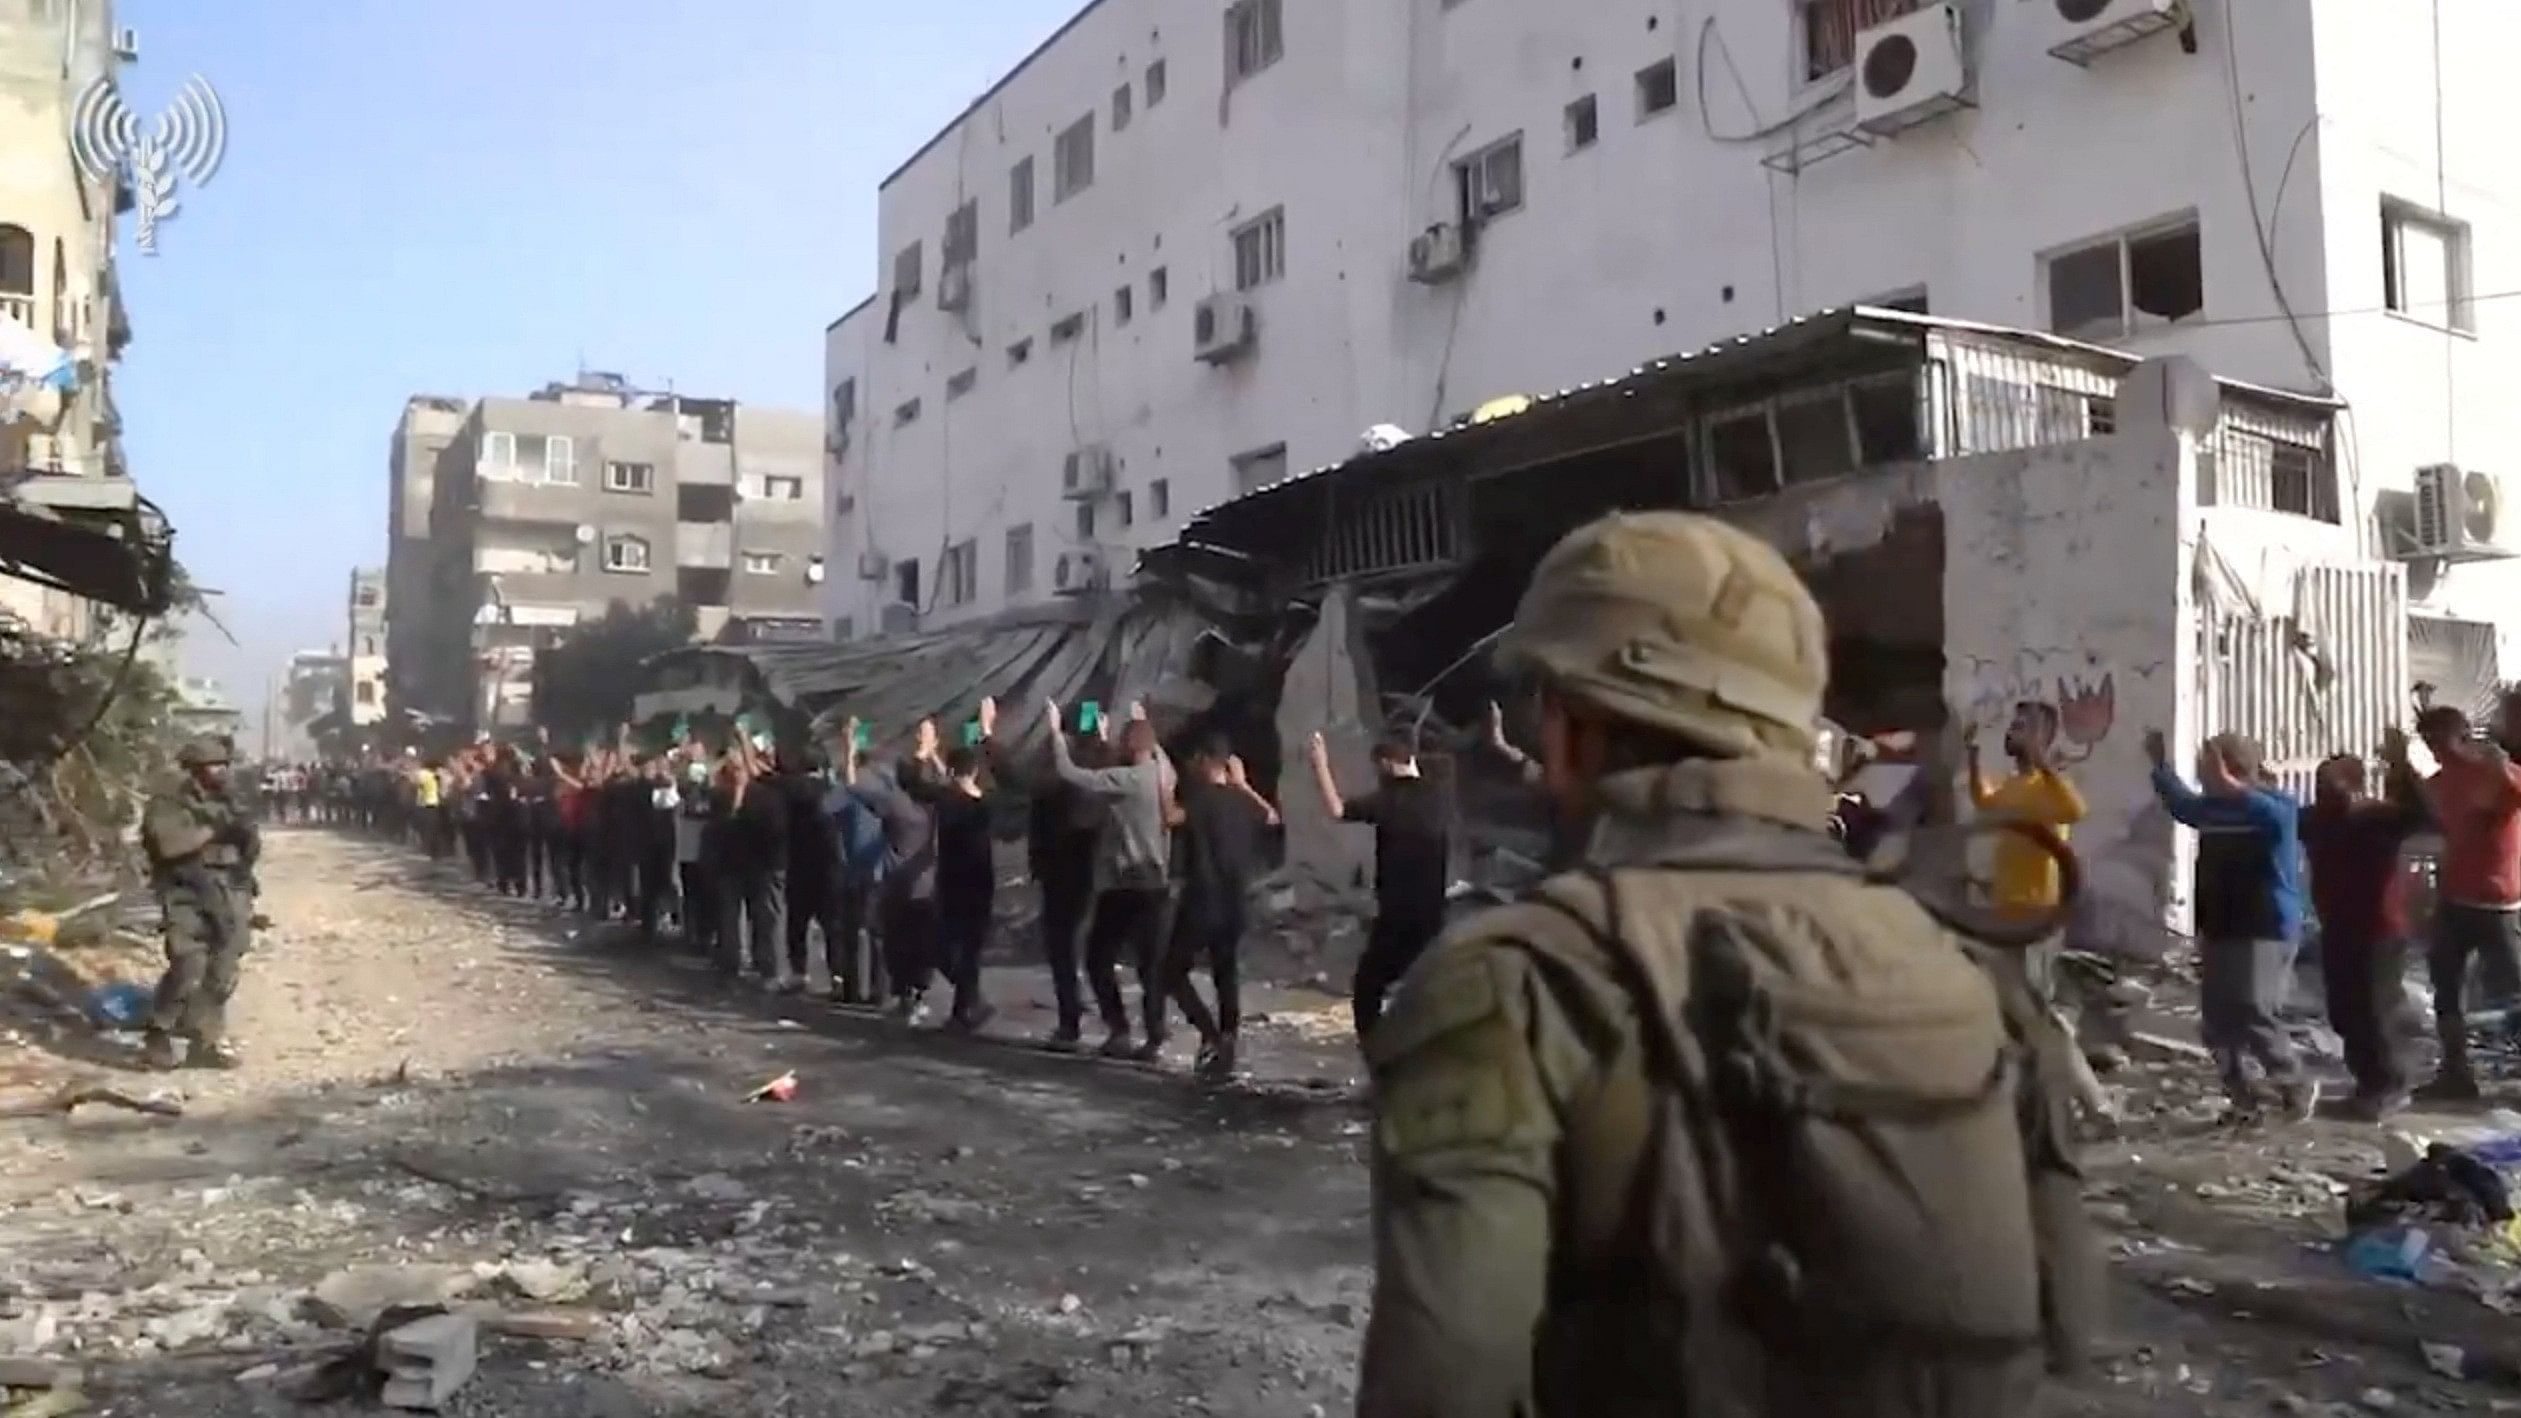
{"left": 1495, "top": 510, "right": 1827, "bottom": 759}
{"left": 175, "top": 736, "right": 232, "bottom": 770}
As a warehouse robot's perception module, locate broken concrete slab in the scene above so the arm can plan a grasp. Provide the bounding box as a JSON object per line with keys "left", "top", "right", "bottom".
{"left": 481, "top": 1308, "right": 601, "bottom": 1341}
{"left": 306, "top": 1266, "right": 475, "bottom": 1331}
{"left": 377, "top": 1311, "right": 478, "bottom": 1411}
{"left": 0, "top": 1354, "right": 77, "bottom": 1388}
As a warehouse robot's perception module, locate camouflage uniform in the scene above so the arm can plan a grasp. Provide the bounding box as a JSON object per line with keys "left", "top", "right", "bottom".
{"left": 1358, "top": 512, "right": 2096, "bottom": 1418}
{"left": 140, "top": 737, "right": 258, "bottom": 1068}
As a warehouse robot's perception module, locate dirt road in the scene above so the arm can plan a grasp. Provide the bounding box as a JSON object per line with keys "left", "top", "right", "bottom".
{"left": 0, "top": 829, "right": 2514, "bottom": 1415}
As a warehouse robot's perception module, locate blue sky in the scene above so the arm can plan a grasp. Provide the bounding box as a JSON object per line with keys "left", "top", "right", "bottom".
{"left": 112, "top": 0, "right": 1078, "bottom": 718}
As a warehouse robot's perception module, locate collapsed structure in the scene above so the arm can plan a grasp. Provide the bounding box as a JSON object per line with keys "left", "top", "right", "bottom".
{"left": 645, "top": 307, "right": 2412, "bottom": 955}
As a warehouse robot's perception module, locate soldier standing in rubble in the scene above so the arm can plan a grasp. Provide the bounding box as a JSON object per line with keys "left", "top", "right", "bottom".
{"left": 138, "top": 737, "right": 262, "bottom": 1070}
{"left": 1357, "top": 511, "right": 2095, "bottom": 1418}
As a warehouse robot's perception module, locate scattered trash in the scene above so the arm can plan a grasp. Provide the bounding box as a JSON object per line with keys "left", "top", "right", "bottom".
{"left": 745, "top": 1071, "right": 798, "bottom": 1104}
{"left": 85, "top": 981, "right": 148, "bottom": 1029}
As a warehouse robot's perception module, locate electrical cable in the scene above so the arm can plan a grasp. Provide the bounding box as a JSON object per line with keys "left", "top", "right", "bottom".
{"left": 2218, "top": 0, "right": 2329, "bottom": 391}
{"left": 39, "top": 611, "right": 150, "bottom": 765}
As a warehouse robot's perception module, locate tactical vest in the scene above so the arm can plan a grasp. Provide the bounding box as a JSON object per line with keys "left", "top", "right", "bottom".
{"left": 1510, "top": 817, "right": 2099, "bottom": 1418}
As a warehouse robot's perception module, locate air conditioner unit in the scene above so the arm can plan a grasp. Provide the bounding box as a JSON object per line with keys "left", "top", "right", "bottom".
{"left": 1193, "top": 293, "right": 1258, "bottom": 364}
{"left": 2410, "top": 464, "right": 2519, "bottom": 563}
{"left": 112, "top": 27, "right": 138, "bottom": 61}
{"left": 938, "top": 263, "right": 973, "bottom": 313}
{"left": 1407, "top": 223, "right": 1468, "bottom": 285}
{"left": 2048, "top": 0, "right": 2187, "bottom": 66}
{"left": 1052, "top": 548, "right": 1110, "bottom": 595}
{"left": 1855, "top": 1, "right": 1971, "bottom": 137}
{"left": 1061, "top": 446, "right": 1116, "bottom": 499}
{"left": 855, "top": 549, "right": 891, "bottom": 581}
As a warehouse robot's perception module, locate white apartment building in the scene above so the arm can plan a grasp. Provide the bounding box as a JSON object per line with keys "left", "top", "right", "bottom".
{"left": 826, "top": 0, "right": 2521, "bottom": 677}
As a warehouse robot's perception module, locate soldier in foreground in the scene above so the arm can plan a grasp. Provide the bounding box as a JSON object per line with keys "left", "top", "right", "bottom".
{"left": 139, "top": 737, "right": 262, "bottom": 1070}
{"left": 1357, "top": 511, "right": 2096, "bottom": 1418}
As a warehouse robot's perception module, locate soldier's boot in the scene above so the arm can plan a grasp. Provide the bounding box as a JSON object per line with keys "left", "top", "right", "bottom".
{"left": 183, "top": 1037, "right": 242, "bottom": 1070}
{"left": 138, "top": 1031, "right": 183, "bottom": 1071}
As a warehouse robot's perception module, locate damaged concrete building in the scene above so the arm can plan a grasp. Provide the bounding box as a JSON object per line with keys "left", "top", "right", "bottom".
{"left": 664, "top": 308, "right": 2407, "bottom": 956}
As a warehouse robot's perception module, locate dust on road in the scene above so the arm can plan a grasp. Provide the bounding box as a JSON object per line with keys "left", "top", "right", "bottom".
{"left": 0, "top": 828, "right": 2515, "bottom": 1415}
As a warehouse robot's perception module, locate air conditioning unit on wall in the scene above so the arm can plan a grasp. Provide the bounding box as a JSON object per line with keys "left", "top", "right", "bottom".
{"left": 2048, "top": 0, "right": 2189, "bottom": 66}
{"left": 855, "top": 549, "right": 890, "bottom": 581}
{"left": 1193, "top": 294, "right": 1258, "bottom": 364}
{"left": 1408, "top": 223, "right": 1467, "bottom": 285}
{"left": 2411, "top": 465, "right": 2520, "bottom": 563}
{"left": 1855, "top": 1, "right": 1971, "bottom": 137}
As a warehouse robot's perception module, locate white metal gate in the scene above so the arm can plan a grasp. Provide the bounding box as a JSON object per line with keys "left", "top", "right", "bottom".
{"left": 2197, "top": 559, "right": 2408, "bottom": 800}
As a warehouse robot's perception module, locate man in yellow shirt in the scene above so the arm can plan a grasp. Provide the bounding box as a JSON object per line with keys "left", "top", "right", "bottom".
{"left": 1967, "top": 702, "right": 2089, "bottom": 992}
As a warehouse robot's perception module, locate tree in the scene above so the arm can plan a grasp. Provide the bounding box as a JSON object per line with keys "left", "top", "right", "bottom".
{"left": 529, "top": 595, "right": 696, "bottom": 746}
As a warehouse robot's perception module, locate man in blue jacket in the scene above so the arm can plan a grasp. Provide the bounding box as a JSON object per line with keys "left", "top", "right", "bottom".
{"left": 2145, "top": 727, "right": 2316, "bottom": 1123}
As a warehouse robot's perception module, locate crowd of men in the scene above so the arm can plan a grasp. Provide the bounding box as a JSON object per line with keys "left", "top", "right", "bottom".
{"left": 288, "top": 696, "right": 1461, "bottom": 1082}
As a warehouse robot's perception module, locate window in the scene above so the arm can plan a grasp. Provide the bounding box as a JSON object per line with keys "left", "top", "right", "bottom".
{"left": 1055, "top": 115, "right": 1096, "bottom": 201}
{"left": 355, "top": 587, "right": 379, "bottom": 608}
{"left": 357, "top": 682, "right": 376, "bottom": 706}
{"left": 1006, "top": 523, "right": 1035, "bottom": 595}
{"left": 1455, "top": 135, "right": 1525, "bottom": 224}
{"left": 1231, "top": 443, "right": 1288, "bottom": 496}
{"left": 763, "top": 474, "right": 805, "bottom": 500}
{"left": 2382, "top": 201, "right": 2472, "bottom": 332}
{"left": 831, "top": 378, "right": 858, "bottom": 435}
{"left": 1116, "top": 490, "right": 1136, "bottom": 527}
{"left": 1149, "top": 267, "right": 1170, "bottom": 308}
{"left": 1010, "top": 157, "right": 1036, "bottom": 233}
{"left": 542, "top": 435, "right": 576, "bottom": 485}
{"left": 2045, "top": 218, "right": 2203, "bottom": 341}
{"left": 895, "top": 398, "right": 922, "bottom": 426}
{"left": 1051, "top": 311, "right": 1086, "bottom": 344}
{"left": 1008, "top": 337, "right": 1034, "bottom": 367}
{"left": 604, "top": 460, "right": 655, "bottom": 494}
{"left": 1227, "top": 0, "right": 1284, "bottom": 82}
{"left": 742, "top": 551, "right": 784, "bottom": 576}
{"left": 1565, "top": 95, "right": 1599, "bottom": 152}
{"left": 946, "top": 367, "right": 978, "bottom": 400}
{"left": 892, "top": 240, "right": 923, "bottom": 297}
{"left": 1635, "top": 59, "right": 1678, "bottom": 119}
{"left": 1146, "top": 59, "right": 1168, "bottom": 106}
{"left": 1150, "top": 478, "right": 1171, "bottom": 519}
{"left": 1233, "top": 208, "right": 1286, "bottom": 291}
{"left": 1115, "top": 285, "right": 1135, "bottom": 326}
{"left": 604, "top": 535, "right": 652, "bottom": 574}
{"left": 1113, "top": 83, "right": 1133, "bottom": 132}
{"left": 895, "top": 558, "right": 921, "bottom": 608}
{"left": 0, "top": 224, "right": 30, "bottom": 299}
{"left": 1077, "top": 501, "right": 1096, "bottom": 538}
{"left": 1801, "top": 0, "right": 1920, "bottom": 84}
{"left": 943, "top": 200, "right": 979, "bottom": 269}
{"left": 941, "top": 539, "right": 978, "bottom": 607}
{"left": 480, "top": 430, "right": 515, "bottom": 476}
{"left": 1708, "top": 410, "right": 1779, "bottom": 501}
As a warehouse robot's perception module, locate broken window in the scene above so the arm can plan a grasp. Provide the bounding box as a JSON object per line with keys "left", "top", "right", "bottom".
{"left": 603, "top": 535, "right": 651, "bottom": 574}
{"left": 1801, "top": 0, "right": 1921, "bottom": 83}
{"left": 1051, "top": 312, "right": 1086, "bottom": 344}
{"left": 1635, "top": 59, "right": 1679, "bottom": 119}
{"left": 1115, "top": 285, "right": 1134, "bottom": 326}
{"left": 1454, "top": 135, "right": 1524, "bottom": 224}
{"left": 895, "top": 398, "right": 922, "bottom": 426}
{"left": 1150, "top": 478, "right": 1171, "bottom": 518}
{"left": 1076, "top": 501, "right": 1096, "bottom": 539}
{"left": 1565, "top": 95, "right": 1599, "bottom": 152}
{"left": 1116, "top": 490, "right": 1136, "bottom": 528}
{"left": 942, "top": 540, "right": 978, "bottom": 607}
{"left": 895, "top": 557, "right": 921, "bottom": 608}
{"left": 893, "top": 240, "right": 923, "bottom": 298}
{"left": 1146, "top": 60, "right": 1169, "bottom": 106}
{"left": 943, "top": 200, "right": 979, "bottom": 269}
{"left": 1707, "top": 409, "right": 1778, "bottom": 501}
{"left": 2048, "top": 218, "right": 2202, "bottom": 341}
{"left": 1848, "top": 373, "right": 1924, "bottom": 464}
{"left": 1227, "top": 0, "right": 1284, "bottom": 83}
{"left": 1055, "top": 115, "right": 1096, "bottom": 201}
{"left": 1009, "top": 157, "right": 1036, "bottom": 233}
{"left": 1149, "top": 267, "right": 1170, "bottom": 308}
{"left": 1113, "top": 83, "right": 1133, "bottom": 132}
{"left": 1005, "top": 523, "right": 1034, "bottom": 594}
{"left": 1007, "top": 337, "right": 1033, "bottom": 367}
{"left": 2382, "top": 200, "right": 2471, "bottom": 331}
{"left": 1775, "top": 393, "right": 1856, "bottom": 485}
{"left": 946, "top": 367, "right": 977, "bottom": 400}
{"left": 1233, "top": 208, "right": 1286, "bottom": 291}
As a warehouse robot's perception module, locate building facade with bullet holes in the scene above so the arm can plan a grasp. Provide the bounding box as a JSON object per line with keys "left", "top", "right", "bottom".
{"left": 823, "top": 0, "right": 2521, "bottom": 716}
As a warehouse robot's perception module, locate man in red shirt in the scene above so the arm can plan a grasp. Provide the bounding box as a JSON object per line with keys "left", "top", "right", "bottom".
{"left": 2415, "top": 705, "right": 2521, "bottom": 1100}
{"left": 2303, "top": 733, "right": 2427, "bottom": 1117}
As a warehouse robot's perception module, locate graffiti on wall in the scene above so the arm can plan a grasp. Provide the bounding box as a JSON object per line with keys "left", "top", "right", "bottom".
{"left": 1956, "top": 652, "right": 2125, "bottom": 764}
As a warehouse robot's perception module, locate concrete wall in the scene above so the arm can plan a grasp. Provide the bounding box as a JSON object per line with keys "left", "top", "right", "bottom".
{"left": 832, "top": 0, "right": 2521, "bottom": 659}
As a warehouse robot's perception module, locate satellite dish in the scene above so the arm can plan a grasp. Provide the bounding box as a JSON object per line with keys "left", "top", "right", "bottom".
{"left": 574, "top": 525, "right": 597, "bottom": 545}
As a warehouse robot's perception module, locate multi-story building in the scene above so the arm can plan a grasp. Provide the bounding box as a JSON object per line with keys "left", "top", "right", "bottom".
{"left": 389, "top": 375, "right": 827, "bottom": 734}
{"left": 346, "top": 567, "right": 386, "bottom": 727}
{"left": 826, "top": 0, "right": 2521, "bottom": 680}
{"left": 0, "top": 0, "right": 137, "bottom": 641}
{"left": 276, "top": 648, "right": 346, "bottom": 759}
{"left": 385, "top": 395, "right": 465, "bottom": 715}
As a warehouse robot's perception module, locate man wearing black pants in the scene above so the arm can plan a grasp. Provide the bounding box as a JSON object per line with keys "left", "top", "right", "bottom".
{"left": 783, "top": 748, "right": 844, "bottom": 990}
{"left": 719, "top": 752, "right": 792, "bottom": 988}
{"left": 1161, "top": 739, "right": 1278, "bottom": 1080}
{"left": 932, "top": 729, "right": 1001, "bottom": 1032}
{"left": 844, "top": 717, "right": 943, "bottom": 1024}
{"left": 1307, "top": 729, "right": 1453, "bottom": 1042}
{"left": 1015, "top": 718, "right": 1102, "bottom": 1047}
{"left": 1048, "top": 702, "right": 1180, "bottom": 1060}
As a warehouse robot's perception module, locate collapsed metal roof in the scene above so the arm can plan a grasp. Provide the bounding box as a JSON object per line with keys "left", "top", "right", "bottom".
{"left": 1176, "top": 304, "right": 2338, "bottom": 558}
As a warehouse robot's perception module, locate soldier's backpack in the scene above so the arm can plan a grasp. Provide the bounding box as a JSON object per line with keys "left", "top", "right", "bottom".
{"left": 1523, "top": 816, "right": 2099, "bottom": 1418}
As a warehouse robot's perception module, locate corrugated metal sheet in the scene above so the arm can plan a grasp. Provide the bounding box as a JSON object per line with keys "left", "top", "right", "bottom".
{"left": 2410, "top": 615, "right": 2501, "bottom": 722}
{"left": 2200, "top": 560, "right": 2406, "bottom": 799}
